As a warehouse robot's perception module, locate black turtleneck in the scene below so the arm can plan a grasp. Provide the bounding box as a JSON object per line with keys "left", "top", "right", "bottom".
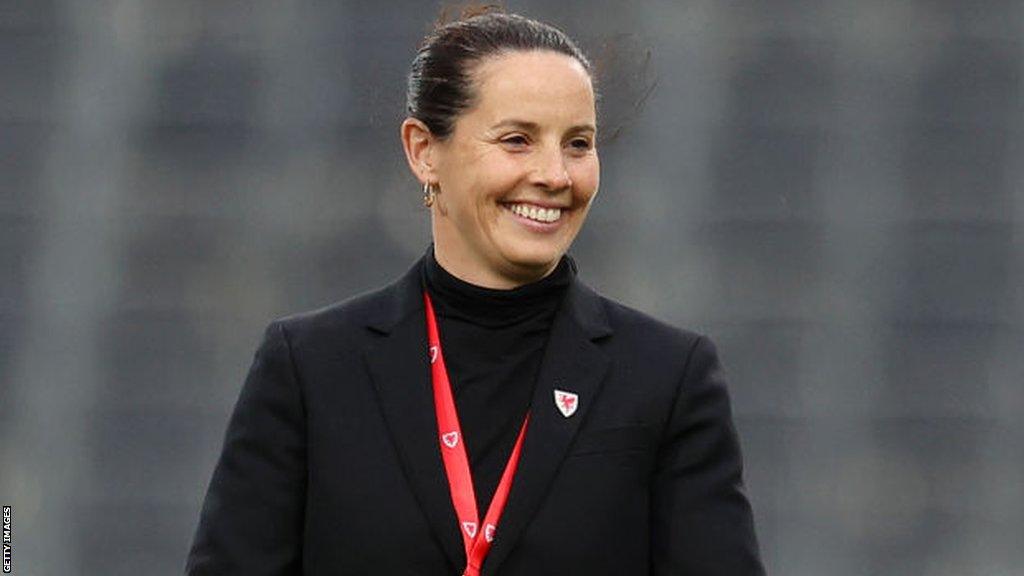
{"left": 421, "top": 246, "right": 575, "bottom": 514}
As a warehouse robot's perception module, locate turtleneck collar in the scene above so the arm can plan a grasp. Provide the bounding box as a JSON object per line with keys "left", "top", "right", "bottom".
{"left": 421, "top": 244, "right": 576, "bottom": 328}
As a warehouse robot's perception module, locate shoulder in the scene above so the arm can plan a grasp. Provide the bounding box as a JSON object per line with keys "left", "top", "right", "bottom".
{"left": 576, "top": 280, "right": 712, "bottom": 375}
{"left": 267, "top": 259, "right": 422, "bottom": 353}
{"left": 276, "top": 285, "right": 389, "bottom": 335}
{"left": 588, "top": 283, "right": 705, "bottom": 351}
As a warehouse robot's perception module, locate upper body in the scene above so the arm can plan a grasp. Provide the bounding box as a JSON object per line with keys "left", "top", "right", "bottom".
{"left": 185, "top": 250, "right": 764, "bottom": 575}
{"left": 187, "top": 8, "right": 765, "bottom": 575}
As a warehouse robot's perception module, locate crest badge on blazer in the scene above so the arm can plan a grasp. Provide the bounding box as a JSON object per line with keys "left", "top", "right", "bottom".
{"left": 553, "top": 389, "right": 579, "bottom": 418}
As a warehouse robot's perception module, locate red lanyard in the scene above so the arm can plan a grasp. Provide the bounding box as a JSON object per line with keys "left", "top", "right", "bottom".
{"left": 424, "top": 292, "right": 529, "bottom": 576}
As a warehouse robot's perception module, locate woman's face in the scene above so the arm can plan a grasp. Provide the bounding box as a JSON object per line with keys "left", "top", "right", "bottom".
{"left": 428, "top": 50, "right": 599, "bottom": 288}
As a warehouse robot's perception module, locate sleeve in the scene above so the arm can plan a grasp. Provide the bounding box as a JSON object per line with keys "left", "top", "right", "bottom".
{"left": 185, "top": 321, "right": 307, "bottom": 575}
{"left": 651, "top": 335, "right": 767, "bottom": 576}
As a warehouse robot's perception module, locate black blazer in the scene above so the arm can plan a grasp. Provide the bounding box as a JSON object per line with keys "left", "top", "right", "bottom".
{"left": 186, "top": 256, "right": 765, "bottom": 575}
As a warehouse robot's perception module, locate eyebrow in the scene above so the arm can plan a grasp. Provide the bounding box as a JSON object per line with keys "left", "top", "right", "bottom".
{"left": 491, "top": 118, "right": 597, "bottom": 134}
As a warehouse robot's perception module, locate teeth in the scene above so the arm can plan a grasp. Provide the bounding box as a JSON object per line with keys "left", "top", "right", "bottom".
{"left": 509, "top": 203, "right": 561, "bottom": 223}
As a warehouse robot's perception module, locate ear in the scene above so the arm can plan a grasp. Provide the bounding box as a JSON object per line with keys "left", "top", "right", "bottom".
{"left": 401, "top": 117, "right": 439, "bottom": 185}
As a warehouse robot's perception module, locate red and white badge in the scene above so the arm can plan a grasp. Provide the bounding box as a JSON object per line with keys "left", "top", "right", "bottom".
{"left": 553, "top": 389, "right": 579, "bottom": 418}
{"left": 442, "top": 431, "right": 460, "bottom": 448}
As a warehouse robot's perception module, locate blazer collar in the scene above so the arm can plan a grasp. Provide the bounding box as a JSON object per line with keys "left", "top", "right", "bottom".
{"left": 365, "top": 253, "right": 610, "bottom": 337}
{"left": 362, "top": 254, "right": 612, "bottom": 573}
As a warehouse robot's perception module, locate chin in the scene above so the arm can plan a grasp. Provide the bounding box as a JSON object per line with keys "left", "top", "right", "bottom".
{"left": 500, "top": 242, "right": 568, "bottom": 276}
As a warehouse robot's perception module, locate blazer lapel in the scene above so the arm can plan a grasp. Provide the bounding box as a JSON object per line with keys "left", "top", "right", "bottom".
{"left": 482, "top": 279, "right": 613, "bottom": 576}
{"left": 362, "top": 258, "right": 465, "bottom": 571}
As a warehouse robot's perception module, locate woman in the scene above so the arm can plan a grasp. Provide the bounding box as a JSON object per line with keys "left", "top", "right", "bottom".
{"left": 186, "top": 10, "right": 765, "bottom": 576}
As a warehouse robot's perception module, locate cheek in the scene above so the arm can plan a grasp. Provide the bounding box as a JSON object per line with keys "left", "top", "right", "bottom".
{"left": 570, "top": 157, "right": 601, "bottom": 200}
{"left": 470, "top": 161, "right": 523, "bottom": 204}
{"left": 440, "top": 144, "right": 505, "bottom": 209}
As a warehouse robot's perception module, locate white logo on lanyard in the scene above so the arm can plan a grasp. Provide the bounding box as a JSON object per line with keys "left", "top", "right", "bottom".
{"left": 441, "top": 431, "right": 460, "bottom": 448}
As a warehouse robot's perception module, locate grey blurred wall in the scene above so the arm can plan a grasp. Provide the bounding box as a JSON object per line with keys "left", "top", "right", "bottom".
{"left": 2, "top": 1, "right": 1023, "bottom": 574}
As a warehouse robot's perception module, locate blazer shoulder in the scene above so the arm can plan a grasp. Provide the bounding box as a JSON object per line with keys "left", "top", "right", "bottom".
{"left": 594, "top": 289, "right": 705, "bottom": 353}
{"left": 276, "top": 285, "right": 387, "bottom": 333}
{"left": 268, "top": 262, "right": 421, "bottom": 355}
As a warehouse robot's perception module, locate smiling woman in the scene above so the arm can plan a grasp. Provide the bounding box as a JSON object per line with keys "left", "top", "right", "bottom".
{"left": 186, "top": 8, "right": 766, "bottom": 576}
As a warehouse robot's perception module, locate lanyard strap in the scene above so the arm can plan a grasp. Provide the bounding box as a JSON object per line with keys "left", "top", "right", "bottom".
{"left": 424, "top": 292, "right": 529, "bottom": 576}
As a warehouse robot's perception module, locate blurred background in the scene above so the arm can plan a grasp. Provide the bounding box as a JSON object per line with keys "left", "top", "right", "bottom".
{"left": 2, "top": 1, "right": 1023, "bottom": 574}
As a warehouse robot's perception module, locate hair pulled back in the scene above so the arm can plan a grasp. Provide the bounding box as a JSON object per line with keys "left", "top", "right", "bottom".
{"left": 406, "top": 9, "right": 593, "bottom": 139}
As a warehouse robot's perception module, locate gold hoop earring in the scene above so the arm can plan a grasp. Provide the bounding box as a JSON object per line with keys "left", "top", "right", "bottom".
{"left": 422, "top": 182, "right": 436, "bottom": 208}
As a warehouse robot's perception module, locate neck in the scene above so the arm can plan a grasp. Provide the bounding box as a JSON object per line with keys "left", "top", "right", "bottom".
{"left": 432, "top": 240, "right": 558, "bottom": 290}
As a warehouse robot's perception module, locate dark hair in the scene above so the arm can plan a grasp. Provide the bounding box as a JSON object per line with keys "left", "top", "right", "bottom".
{"left": 406, "top": 9, "right": 594, "bottom": 139}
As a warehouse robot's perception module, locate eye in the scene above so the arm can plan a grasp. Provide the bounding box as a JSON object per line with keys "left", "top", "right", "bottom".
{"left": 500, "top": 134, "right": 530, "bottom": 148}
{"left": 568, "top": 137, "right": 593, "bottom": 152}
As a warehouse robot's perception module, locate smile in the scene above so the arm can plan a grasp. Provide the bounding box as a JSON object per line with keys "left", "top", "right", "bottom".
{"left": 505, "top": 202, "right": 562, "bottom": 223}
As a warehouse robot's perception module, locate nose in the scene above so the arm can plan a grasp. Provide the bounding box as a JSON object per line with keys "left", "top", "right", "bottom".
{"left": 530, "top": 145, "right": 572, "bottom": 191}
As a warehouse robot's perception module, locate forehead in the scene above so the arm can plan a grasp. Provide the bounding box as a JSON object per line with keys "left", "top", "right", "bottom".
{"left": 465, "top": 50, "right": 595, "bottom": 124}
